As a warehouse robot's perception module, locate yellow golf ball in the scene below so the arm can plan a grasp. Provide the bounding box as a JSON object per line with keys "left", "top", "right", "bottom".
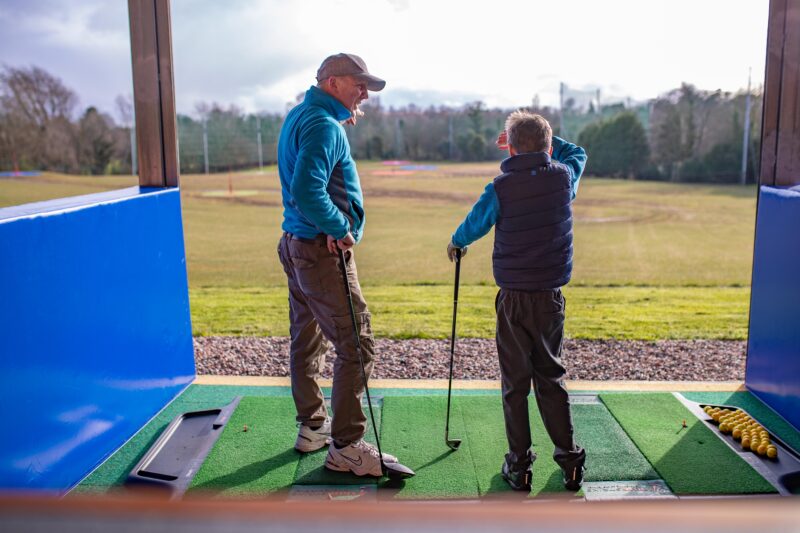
{"left": 719, "top": 423, "right": 729, "bottom": 433}
{"left": 767, "top": 446, "right": 778, "bottom": 459}
{"left": 757, "top": 444, "right": 768, "bottom": 456}
{"left": 741, "top": 437, "right": 751, "bottom": 449}
{"left": 732, "top": 428, "right": 742, "bottom": 439}
{"left": 750, "top": 440, "right": 761, "bottom": 452}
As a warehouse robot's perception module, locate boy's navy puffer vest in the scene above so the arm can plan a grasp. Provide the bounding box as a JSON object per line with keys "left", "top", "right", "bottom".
{"left": 492, "top": 151, "right": 573, "bottom": 291}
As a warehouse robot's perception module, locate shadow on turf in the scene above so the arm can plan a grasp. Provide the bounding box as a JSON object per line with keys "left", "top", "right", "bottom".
{"left": 413, "top": 450, "right": 454, "bottom": 473}
{"left": 190, "top": 448, "right": 299, "bottom": 495}
{"left": 481, "top": 469, "right": 567, "bottom": 500}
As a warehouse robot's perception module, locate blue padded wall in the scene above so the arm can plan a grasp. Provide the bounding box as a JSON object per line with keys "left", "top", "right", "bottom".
{"left": 0, "top": 187, "right": 195, "bottom": 491}
{"left": 747, "top": 185, "right": 800, "bottom": 431}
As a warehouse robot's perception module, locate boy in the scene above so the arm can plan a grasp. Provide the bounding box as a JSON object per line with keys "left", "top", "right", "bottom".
{"left": 447, "top": 111, "right": 587, "bottom": 492}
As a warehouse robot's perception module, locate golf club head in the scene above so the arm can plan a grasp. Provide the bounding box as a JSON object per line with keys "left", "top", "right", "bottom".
{"left": 384, "top": 461, "right": 415, "bottom": 480}
{"left": 446, "top": 439, "right": 462, "bottom": 451}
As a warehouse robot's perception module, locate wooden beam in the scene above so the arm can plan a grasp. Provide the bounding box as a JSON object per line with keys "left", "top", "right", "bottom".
{"left": 760, "top": 0, "right": 800, "bottom": 187}
{"left": 760, "top": 0, "right": 785, "bottom": 186}
{"left": 128, "top": 0, "right": 179, "bottom": 188}
{"left": 775, "top": 0, "right": 800, "bottom": 185}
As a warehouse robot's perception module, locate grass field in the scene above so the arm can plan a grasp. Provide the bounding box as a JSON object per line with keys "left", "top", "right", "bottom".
{"left": 0, "top": 163, "right": 758, "bottom": 339}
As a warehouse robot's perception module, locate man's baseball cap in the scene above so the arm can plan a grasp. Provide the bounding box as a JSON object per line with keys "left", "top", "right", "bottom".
{"left": 316, "top": 53, "right": 386, "bottom": 91}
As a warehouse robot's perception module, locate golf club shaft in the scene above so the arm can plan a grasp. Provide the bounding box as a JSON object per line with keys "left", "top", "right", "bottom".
{"left": 337, "top": 246, "right": 385, "bottom": 471}
{"left": 445, "top": 248, "right": 461, "bottom": 438}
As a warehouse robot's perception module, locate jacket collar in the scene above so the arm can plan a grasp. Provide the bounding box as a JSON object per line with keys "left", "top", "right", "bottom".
{"left": 500, "top": 151, "right": 551, "bottom": 173}
{"left": 304, "top": 86, "right": 352, "bottom": 122}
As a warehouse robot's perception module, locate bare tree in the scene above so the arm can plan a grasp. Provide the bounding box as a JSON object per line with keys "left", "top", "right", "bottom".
{"left": 0, "top": 65, "right": 78, "bottom": 170}
{"left": 0, "top": 65, "right": 77, "bottom": 129}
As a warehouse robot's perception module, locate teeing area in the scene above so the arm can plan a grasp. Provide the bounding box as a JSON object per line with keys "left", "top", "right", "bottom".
{"left": 75, "top": 382, "right": 800, "bottom": 501}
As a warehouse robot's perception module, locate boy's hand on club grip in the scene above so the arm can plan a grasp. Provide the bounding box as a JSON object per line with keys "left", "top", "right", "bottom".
{"left": 447, "top": 241, "right": 467, "bottom": 262}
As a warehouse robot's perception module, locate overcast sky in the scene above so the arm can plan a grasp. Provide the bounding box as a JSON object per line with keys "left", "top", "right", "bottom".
{"left": 0, "top": 0, "right": 769, "bottom": 121}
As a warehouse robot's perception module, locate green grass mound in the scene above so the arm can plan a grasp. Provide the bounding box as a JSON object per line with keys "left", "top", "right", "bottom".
{"left": 600, "top": 393, "right": 776, "bottom": 495}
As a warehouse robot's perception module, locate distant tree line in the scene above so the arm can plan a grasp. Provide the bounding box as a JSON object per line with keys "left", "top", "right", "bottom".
{"left": 577, "top": 84, "right": 762, "bottom": 183}
{"left": 0, "top": 65, "right": 133, "bottom": 175}
{"left": 0, "top": 65, "right": 761, "bottom": 183}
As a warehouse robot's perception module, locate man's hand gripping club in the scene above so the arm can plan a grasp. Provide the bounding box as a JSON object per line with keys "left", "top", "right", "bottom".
{"left": 327, "top": 232, "right": 355, "bottom": 254}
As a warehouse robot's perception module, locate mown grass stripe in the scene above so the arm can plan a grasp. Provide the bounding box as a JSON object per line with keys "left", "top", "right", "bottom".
{"left": 190, "top": 285, "right": 750, "bottom": 340}
{"left": 600, "top": 393, "right": 776, "bottom": 495}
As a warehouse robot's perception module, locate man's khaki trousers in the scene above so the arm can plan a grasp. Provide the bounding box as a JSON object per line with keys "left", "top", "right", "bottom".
{"left": 277, "top": 232, "right": 375, "bottom": 446}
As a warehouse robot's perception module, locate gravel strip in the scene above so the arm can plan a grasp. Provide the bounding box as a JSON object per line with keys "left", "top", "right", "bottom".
{"left": 194, "top": 337, "right": 746, "bottom": 381}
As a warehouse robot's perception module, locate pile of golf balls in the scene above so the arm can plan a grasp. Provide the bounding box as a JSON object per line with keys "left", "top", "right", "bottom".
{"left": 704, "top": 406, "right": 778, "bottom": 459}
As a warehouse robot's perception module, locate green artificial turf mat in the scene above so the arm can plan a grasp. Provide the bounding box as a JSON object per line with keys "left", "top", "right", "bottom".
{"left": 600, "top": 393, "right": 776, "bottom": 495}
{"left": 572, "top": 403, "right": 658, "bottom": 481}
{"left": 73, "top": 384, "right": 298, "bottom": 493}
{"left": 188, "top": 396, "right": 299, "bottom": 497}
{"left": 682, "top": 391, "right": 800, "bottom": 454}
{"left": 293, "top": 401, "right": 382, "bottom": 486}
{"left": 380, "top": 396, "right": 480, "bottom": 499}
{"left": 462, "top": 396, "right": 564, "bottom": 496}
{"left": 381, "top": 396, "right": 658, "bottom": 498}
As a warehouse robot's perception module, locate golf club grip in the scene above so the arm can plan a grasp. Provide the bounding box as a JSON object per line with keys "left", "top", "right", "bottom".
{"left": 449, "top": 249, "right": 461, "bottom": 360}
{"left": 449, "top": 248, "right": 461, "bottom": 354}
{"left": 336, "top": 246, "right": 385, "bottom": 470}
{"left": 453, "top": 248, "right": 461, "bottom": 302}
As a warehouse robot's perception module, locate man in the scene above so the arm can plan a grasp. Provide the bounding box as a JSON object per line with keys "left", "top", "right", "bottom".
{"left": 276, "top": 53, "right": 400, "bottom": 477}
{"left": 446, "top": 111, "right": 587, "bottom": 492}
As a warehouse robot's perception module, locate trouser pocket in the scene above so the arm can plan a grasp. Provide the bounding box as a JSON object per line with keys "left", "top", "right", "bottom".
{"left": 331, "top": 312, "right": 374, "bottom": 363}
{"left": 287, "top": 238, "right": 327, "bottom": 296}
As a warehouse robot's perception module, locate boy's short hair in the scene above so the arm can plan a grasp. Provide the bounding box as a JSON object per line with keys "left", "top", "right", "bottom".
{"left": 505, "top": 110, "right": 552, "bottom": 154}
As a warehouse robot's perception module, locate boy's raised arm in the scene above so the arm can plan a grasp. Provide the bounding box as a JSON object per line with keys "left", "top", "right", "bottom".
{"left": 551, "top": 136, "right": 587, "bottom": 200}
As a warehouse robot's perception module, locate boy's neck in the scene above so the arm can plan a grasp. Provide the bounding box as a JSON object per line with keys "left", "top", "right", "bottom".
{"left": 509, "top": 145, "right": 554, "bottom": 157}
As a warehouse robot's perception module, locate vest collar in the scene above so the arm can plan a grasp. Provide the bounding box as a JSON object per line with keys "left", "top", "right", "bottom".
{"left": 500, "top": 152, "right": 551, "bottom": 173}
{"left": 303, "top": 85, "right": 353, "bottom": 122}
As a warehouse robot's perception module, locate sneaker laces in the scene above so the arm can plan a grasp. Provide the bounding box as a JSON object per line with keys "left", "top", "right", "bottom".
{"left": 353, "top": 440, "right": 381, "bottom": 458}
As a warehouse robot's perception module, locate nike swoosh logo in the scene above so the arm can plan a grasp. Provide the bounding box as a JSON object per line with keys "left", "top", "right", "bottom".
{"left": 339, "top": 453, "right": 363, "bottom": 467}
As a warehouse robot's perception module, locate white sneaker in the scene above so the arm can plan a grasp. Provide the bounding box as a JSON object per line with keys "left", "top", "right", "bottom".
{"left": 325, "top": 439, "right": 399, "bottom": 477}
{"left": 294, "top": 418, "right": 331, "bottom": 453}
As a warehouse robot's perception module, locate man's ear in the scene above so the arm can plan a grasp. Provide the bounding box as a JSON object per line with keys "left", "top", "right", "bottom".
{"left": 549, "top": 145, "right": 553, "bottom": 155}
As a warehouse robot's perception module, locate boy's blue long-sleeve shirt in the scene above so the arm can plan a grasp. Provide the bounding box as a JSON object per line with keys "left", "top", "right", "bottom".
{"left": 451, "top": 136, "right": 586, "bottom": 248}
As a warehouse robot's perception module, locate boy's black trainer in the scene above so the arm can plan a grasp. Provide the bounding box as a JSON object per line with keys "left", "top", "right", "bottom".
{"left": 563, "top": 464, "right": 585, "bottom": 492}
{"left": 502, "top": 457, "right": 532, "bottom": 492}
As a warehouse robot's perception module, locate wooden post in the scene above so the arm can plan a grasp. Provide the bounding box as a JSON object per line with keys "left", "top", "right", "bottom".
{"left": 760, "top": 0, "right": 800, "bottom": 187}
{"left": 128, "top": 0, "right": 179, "bottom": 187}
